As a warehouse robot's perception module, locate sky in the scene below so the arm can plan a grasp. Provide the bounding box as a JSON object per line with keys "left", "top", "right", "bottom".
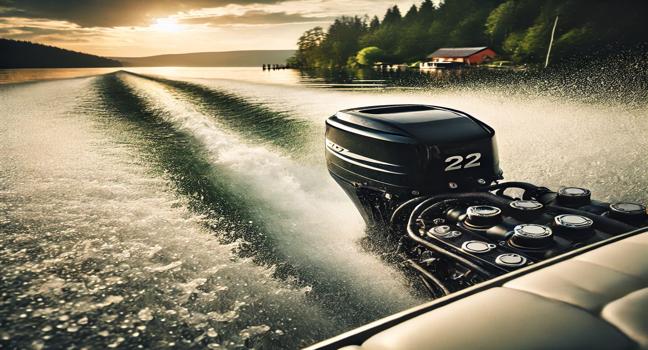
{"left": 0, "top": 0, "right": 422, "bottom": 57}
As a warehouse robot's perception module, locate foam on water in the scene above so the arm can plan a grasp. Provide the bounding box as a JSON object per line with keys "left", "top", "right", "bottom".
{"left": 0, "top": 78, "right": 345, "bottom": 349}
{"left": 118, "top": 72, "right": 420, "bottom": 312}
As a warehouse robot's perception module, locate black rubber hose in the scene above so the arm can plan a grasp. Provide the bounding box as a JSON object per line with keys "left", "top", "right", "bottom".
{"left": 406, "top": 259, "right": 451, "bottom": 296}
{"left": 406, "top": 192, "right": 503, "bottom": 278}
{"left": 487, "top": 181, "right": 542, "bottom": 192}
{"left": 396, "top": 191, "right": 519, "bottom": 228}
{"left": 488, "top": 181, "right": 552, "bottom": 200}
{"left": 417, "top": 192, "right": 515, "bottom": 220}
{"left": 419, "top": 199, "right": 459, "bottom": 221}
{"left": 389, "top": 196, "right": 427, "bottom": 227}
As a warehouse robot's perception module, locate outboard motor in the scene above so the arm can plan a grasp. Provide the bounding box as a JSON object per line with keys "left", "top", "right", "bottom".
{"left": 326, "top": 104, "right": 647, "bottom": 297}
{"left": 326, "top": 104, "right": 502, "bottom": 226}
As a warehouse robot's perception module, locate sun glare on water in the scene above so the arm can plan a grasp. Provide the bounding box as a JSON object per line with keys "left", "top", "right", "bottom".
{"left": 151, "top": 18, "right": 181, "bottom": 32}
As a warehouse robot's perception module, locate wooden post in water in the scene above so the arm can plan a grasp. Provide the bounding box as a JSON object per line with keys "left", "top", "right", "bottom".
{"left": 545, "top": 15, "right": 559, "bottom": 68}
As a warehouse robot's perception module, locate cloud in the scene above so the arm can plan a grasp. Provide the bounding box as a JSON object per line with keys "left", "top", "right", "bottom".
{"left": 0, "top": 23, "right": 102, "bottom": 43}
{"left": 0, "top": 0, "right": 283, "bottom": 27}
{"left": 0, "top": 0, "right": 423, "bottom": 56}
{"left": 181, "top": 10, "right": 334, "bottom": 26}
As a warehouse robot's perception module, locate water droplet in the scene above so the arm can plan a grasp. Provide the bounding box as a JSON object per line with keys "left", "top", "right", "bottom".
{"left": 108, "top": 337, "right": 125, "bottom": 348}
{"left": 137, "top": 308, "right": 153, "bottom": 321}
{"left": 239, "top": 325, "right": 270, "bottom": 340}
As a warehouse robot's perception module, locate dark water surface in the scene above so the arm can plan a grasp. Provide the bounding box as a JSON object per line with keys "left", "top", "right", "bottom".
{"left": 1, "top": 66, "right": 647, "bottom": 349}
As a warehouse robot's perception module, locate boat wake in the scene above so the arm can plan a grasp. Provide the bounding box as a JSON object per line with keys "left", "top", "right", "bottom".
{"left": 0, "top": 74, "right": 420, "bottom": 350}
{"left": 107, "top": 72, "right": 420, "bottom": 314}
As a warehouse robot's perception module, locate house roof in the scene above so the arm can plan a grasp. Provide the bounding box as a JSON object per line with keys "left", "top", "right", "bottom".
{"left": 427, "top": 47, "right": 490, "bottom": 58}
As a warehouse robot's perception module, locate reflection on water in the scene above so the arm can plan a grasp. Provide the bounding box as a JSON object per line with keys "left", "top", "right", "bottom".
{"left": 113, "top": 67, "right": 304, "bottom": 86}
{"left": 1, "top": 64, "right": 647, "bottom": 349}
{"left": 0, "top": 67, "right": 121, "bottom": 84}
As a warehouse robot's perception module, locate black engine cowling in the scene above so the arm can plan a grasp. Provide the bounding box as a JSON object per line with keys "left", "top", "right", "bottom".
{"left": 326, "top": 104, "right": 503, "bottom": 225}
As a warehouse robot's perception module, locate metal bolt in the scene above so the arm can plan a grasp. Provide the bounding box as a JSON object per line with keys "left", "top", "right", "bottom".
{"left": 477, "top": 178, "right": 486, "bottom": 185}
{"left": 448, "top": 182, "right": 458, "bottom": 189}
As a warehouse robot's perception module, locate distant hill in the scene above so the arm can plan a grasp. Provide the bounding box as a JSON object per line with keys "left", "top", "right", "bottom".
{"left": 114, "top": 50, "right": 295, "bottom": 67}
{"left": 0, "top": 38, "right": 122, "bottom": 68}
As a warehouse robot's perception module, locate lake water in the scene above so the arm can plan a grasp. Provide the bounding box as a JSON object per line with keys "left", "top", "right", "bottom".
{"left": 1, "top": 66, "right": 647, "bottom": 349}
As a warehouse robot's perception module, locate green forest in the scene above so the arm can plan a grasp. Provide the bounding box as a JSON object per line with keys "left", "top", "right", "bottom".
{"left": 289, "top": 0, "right": 648, "bottom": 68}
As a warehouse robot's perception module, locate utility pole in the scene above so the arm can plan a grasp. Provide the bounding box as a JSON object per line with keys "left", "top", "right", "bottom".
{"left": 545, "top": 15, "right": 559, "bottom": 68}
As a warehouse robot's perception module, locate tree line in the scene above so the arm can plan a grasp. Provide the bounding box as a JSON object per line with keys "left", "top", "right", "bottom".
{"left": 289, "top": 0, "right": 648, "bottom": 68}
{"left": 0, "top": 39, "right": 122, "bottom": 68}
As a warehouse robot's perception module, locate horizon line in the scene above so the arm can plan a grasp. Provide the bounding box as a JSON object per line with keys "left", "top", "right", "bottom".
{"left": 112, "top": 48, "right": 296, "bottom": 59}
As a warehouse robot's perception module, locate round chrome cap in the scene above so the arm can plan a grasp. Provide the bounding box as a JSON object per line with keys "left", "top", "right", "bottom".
{"left": 465, "top": 205, "right": 503, "bottom": 228}
{"left": 429, "top": 225, "right": 450, "bottom": 235}
{"left": 495, "top": 253, "right": 528, "bottom": 267}
{"left": 467, "top": 205, "right": 502, "bottom": 217}
{"left": 510, "top": 200, "right": 543, "bottom": 211}
{"left": 554, "top": 214, "right": 594, "bottom": 229}
{"left": 427, "top": 225, "right": 462, "bottom": 239}
{"left": 610, "top": 202, "right": 646, "bottom": 215}
{"left": 461, "top": 240, "right": 497, "bottom": 254}
{"left": 559, "top": 187, "right": 591, "bottom": 197}
{"left": 513, "top": 224, "right": 553, "bottom": 238}
{"left": 557, "top": 187, "right": 591, "bottom": 206}
{"left": 510, "top": 224, "right": 554, "bottom": 249}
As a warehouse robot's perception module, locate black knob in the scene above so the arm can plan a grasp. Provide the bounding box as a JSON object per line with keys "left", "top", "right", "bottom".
{"left": 609, "top": 202, "right": 646, "bottom": 222}
{"left": 510, "top": 224, "right": 553, "bottom": 249}
{"left": 509, "top": 200, "right": 543, "bottom": 220}
{"left": 557, "top": 187, "right": 591, "bottom": 207}
{"left": 465, "top": 205, "right": 502, "bottom": 228}
{"left": 553, "top": 214, "right": 594, "bottom": 240}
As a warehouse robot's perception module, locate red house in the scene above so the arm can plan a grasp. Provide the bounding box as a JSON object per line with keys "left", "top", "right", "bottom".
{"left": 422, "top": 47, "right": 496, "bottom": 68}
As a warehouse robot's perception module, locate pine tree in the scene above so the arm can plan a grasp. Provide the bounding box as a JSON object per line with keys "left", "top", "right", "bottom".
{"left": 405, "top": 4, "right": 419, "bottom": 22}
{"left": 369, "top": 15, "right": 380, "bottom": 31}
{"left": 383, "top": 5, "right": 402, "bottom": 26}
{"left": 418, "top": 0, "right": 436, "bottom": 23}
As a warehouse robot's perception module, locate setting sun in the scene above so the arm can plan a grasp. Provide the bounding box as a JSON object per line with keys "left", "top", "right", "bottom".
{"left": 151, "top": 18, "right": 181, "bottom": 32}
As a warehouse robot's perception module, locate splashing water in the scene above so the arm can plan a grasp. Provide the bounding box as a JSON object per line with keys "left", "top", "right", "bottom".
{"left": 0, "top": 78, "right": 353, "bottom": 349}
{"left": 117, "top": 72, "right": 419, "bottom": 311}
